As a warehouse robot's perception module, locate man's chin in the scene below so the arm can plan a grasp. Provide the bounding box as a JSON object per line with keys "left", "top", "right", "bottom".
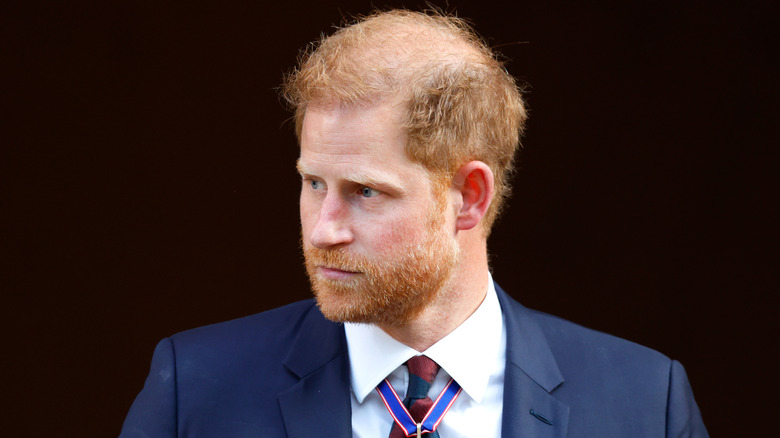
{"left": 312, "top": 286, "right": 426, "bottom": 326}
{"left": 314, "top": 293, "right": 377, "bottom": 324}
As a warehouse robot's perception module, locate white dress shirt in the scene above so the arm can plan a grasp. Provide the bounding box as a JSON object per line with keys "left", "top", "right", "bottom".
{"left": 345, "top": 276, "right": 507, "bottom": 438}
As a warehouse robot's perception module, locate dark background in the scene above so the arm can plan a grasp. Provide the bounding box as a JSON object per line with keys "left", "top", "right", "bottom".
{"left": 5, "top": 0, "right": 777, "bottom": 436}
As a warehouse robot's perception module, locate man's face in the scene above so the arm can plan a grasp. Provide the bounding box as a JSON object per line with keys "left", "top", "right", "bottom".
{"left": 298, "top": 102, "right": 459, "bottom": 326}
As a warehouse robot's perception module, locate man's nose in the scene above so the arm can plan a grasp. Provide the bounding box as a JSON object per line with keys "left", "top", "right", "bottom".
{"left": 309, "top": 194, "right": 353, "bottom": 249}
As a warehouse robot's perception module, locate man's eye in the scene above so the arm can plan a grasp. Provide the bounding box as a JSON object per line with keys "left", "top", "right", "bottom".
{"left": 309, "top": 180, "right": 324, "bottom": 190}
{"left": 360, "top": 187, "right": 380, "bottom": 198}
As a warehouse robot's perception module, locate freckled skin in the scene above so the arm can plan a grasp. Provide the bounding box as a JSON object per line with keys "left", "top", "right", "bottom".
{"left": 298, "top": 101, "right": 458, "bottom": 326}
{"left": 299, "top": 102, "right": 439, "bottom": 263}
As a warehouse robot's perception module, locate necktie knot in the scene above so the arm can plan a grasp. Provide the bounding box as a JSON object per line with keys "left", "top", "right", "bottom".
{"left": 406, "top": 355, "right": 440, "bottom": 383}
{"left": 405, "top": 356, "right": 440, "bottom": 402}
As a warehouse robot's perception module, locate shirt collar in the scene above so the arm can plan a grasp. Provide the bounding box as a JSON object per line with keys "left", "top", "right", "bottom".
{"left": 345, "top": 275, "right": 503, "bottom": 404}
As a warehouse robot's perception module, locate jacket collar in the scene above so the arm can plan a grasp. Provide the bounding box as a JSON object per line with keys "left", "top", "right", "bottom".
{"left": 496, "top": 284, "right": 570, "bottom": 438}
{"left": 278, "top": 303, "right": 352, "bottom": 438}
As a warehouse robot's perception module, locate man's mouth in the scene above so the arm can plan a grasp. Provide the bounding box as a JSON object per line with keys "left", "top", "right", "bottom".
{"left": 318, "top": 266, "right": 361, "bottom": 280}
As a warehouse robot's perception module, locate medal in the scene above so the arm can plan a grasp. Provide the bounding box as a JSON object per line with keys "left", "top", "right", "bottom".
{"left": 376, "top": 377, "right": 462, "bottom": 437}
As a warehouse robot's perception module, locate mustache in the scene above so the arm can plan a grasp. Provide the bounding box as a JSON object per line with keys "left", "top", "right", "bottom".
{"left": 303, "top": 245, "right": 370, "bottom": 272}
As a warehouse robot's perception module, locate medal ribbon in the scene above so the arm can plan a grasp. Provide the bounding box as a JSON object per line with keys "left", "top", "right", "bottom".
{"left": 376, "top": 377, "right": 463, "bottom": 437}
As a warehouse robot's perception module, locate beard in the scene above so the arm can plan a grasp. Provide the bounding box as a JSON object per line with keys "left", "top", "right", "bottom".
{"left": 303, "top": 209, "right": 459, "bottom": 326}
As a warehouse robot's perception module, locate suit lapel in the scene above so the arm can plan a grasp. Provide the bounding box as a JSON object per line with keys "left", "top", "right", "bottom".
{"left": 497, "top": 286, "right": 570, "bottom": 438}
{"left": 278, "top": 305, "right": 352, "bottom": 438}
{"left": 276, "top": 288, "right": 569, "bottom": 438}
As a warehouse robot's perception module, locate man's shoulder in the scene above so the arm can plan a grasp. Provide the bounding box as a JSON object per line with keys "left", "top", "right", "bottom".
{"left": 530, "top": 306, "right": 670, "bottom": 364}
{"left": 166, "top": 299, "right": 339, "bottom": 360}
{"left": 496, "top": 290, "right": 707, "bottom": 435}
{"left": 498, "top": 288, "right": 672, "bottom": 371}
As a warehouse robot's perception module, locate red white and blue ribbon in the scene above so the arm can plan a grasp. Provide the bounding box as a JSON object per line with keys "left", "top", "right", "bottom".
{"left": 376, "top": 377, "right": 463, "bottom": 437}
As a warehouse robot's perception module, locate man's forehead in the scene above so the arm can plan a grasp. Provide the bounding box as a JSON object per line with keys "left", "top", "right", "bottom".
{"left": 302, "top": 97, "right": 405, "bottom": 130}
{"left": 295, "top": 98, "right": 435, "bottom": 192}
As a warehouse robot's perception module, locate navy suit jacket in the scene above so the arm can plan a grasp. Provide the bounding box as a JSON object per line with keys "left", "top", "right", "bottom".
{"left": 120, "top": 285, "right": 708, "bottom": 437}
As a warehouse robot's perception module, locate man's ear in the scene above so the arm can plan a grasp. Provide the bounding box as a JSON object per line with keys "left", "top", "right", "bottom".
{"left": 452, "top": 161, "right": 494, "bottom": 231}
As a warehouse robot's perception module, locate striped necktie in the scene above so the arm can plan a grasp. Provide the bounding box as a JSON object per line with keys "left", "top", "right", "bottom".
{"left": 389, "top": 356, "right": 441, "bottom": 438}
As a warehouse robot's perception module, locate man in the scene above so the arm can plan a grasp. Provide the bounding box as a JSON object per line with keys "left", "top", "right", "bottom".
{"left": 120, "top": 10, "right": 708, "bottom": 438}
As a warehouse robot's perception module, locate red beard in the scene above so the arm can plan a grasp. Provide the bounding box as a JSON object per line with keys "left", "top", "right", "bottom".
{"left": 303, "top": 211, "right": 458, "bottom": 326}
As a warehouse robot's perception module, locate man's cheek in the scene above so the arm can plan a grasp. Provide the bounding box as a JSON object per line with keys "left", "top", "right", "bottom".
{"left": 374, "top": 220, "right": 421, "bottom": 255}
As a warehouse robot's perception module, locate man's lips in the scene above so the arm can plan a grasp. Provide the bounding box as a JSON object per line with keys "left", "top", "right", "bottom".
{"left": 318, "top": 266, "right": 361, "bottom": 280}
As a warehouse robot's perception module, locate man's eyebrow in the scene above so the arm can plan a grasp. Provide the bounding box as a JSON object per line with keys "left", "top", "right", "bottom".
{"left": 344, "top": 173, "right": 404, "bottom": 193}
{"left": 296, "top": 159, "right": 405, "bottom": 193}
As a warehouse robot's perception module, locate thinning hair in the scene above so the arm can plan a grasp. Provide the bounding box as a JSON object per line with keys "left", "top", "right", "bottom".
{"left": 282, "top": 9, "right": 527, "bottom": 233}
